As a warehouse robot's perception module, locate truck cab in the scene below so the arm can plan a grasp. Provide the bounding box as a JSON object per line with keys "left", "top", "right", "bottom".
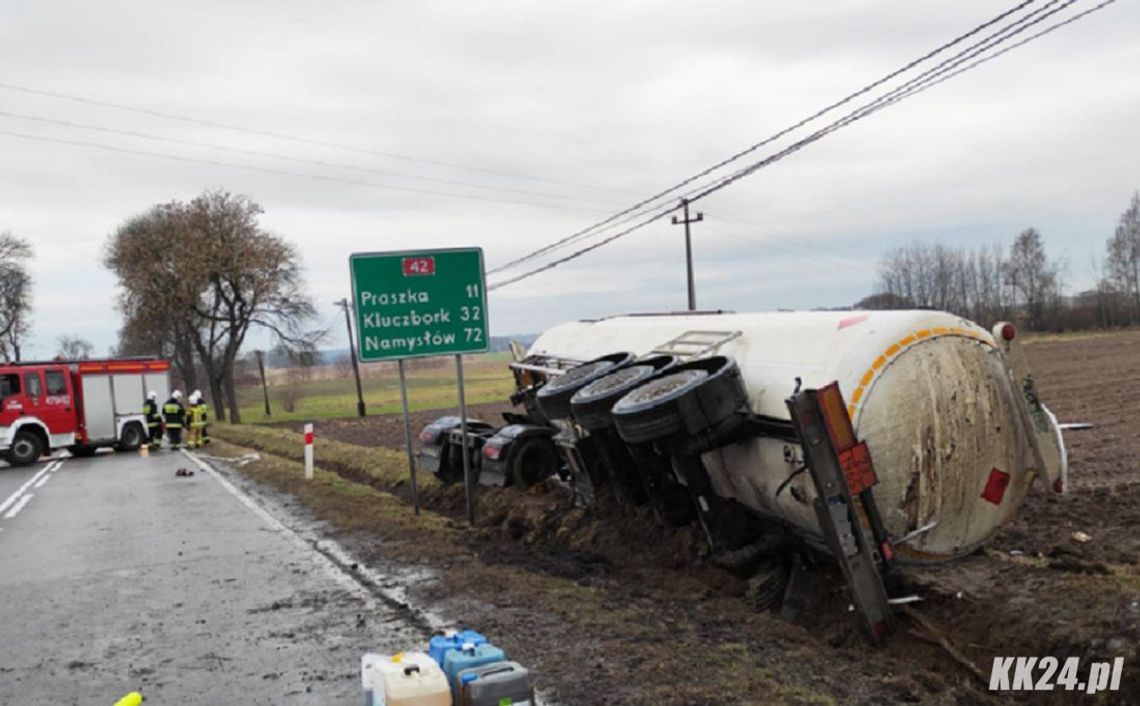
{"left": 0, "top": 364, "right": 77, "bottom": 466}
{"left": 0, "top": 358, "right": 170, "bottom": 466}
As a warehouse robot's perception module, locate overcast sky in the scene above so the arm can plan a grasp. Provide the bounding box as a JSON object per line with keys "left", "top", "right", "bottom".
{"left": 2, "top": 0, "right": 1137, "bottom": 359}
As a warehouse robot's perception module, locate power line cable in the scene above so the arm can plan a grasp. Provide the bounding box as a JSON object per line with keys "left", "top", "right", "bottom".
{"left": 705, "top": 209, "right": 870, "bottom": 261}
{"left": 684, "top": 0, "right": 1081, "bottom": 203}
{"left": 0, "top": 80, "right": 643, "bottom": 196}
{"left": 485, "top": 0, "right": 1040, "bottom": 275}
{"left": 699, "top": 221, "right": 868, "bottom": 272}
{"left": 0, "top": 129, "right": 614, "bottom": 214}
{"left": 490, "top": 5, "right": 1062, "bottom": 288}
{"left": 0, "top": 109, "right": 627, "bottom": 207}
{"left": 489, "top": 0, "right": 1114, "bottom": 290}
{"left": 495, "top": 0, "right": 1073, "bottom": 274}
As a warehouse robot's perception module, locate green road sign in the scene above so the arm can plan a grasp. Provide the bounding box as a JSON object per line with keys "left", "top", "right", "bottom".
{"left": 349, "top": 248, "right": 489, "bottom": 361}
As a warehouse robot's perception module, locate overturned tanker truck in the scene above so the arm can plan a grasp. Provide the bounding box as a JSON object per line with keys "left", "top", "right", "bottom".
{"left": 419, "top": 309, "right": 1067, "bottom": 634}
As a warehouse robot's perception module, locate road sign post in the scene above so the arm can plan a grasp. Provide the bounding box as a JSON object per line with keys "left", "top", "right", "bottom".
{"left": 397, "top": 359, "right": 420, "bottom": 516}
{"left": 349, "top": 248, "right": 489, "bottom": 523}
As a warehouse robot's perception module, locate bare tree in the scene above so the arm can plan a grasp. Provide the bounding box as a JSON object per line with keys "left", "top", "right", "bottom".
{"left": 106, "top": 192, "right": 323, "bottom": 422}
{"left": 1106, "top": 191, "right": 1140, "bottom": 323}
{"left": 0, "top": 232, "right": 33, "bottom": 362}
{"left": 1004, "top": 228, "right": 1060, "bottom": 331}
{"left": 183, "top": 191, "right": 322, "bottom": 422}
{"left": 105, "top": 204, "right": 210, "bottom": 408}
{"left": 56, "top": 335, "right": 95, "bottom": 360}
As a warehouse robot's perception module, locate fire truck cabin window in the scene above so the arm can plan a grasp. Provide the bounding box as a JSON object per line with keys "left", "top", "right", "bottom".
{"left": 24, "top": 372, "right": 42, "bottom": 399}
{"left": 45, "top": 371, "right": 67, "bottom": 396}
{"left": 0, "top": 374, "right": 19, "bottom": 401}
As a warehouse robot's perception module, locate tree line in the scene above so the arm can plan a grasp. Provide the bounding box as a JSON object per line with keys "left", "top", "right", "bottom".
{"left": 863, "top": 192, "right": 1140, "bottom": 331}
{"left": 105, "top": 190, "right": 322, "bottom": 423}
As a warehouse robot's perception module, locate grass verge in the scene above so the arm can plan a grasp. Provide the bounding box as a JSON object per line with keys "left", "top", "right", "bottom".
{"left": 206, "top": 437, "right": 840, "bottom": 705}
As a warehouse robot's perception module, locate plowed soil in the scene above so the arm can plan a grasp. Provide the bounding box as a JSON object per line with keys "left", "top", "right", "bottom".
{"left": 247, "top": 330, "right": 1140, "bottom": 704}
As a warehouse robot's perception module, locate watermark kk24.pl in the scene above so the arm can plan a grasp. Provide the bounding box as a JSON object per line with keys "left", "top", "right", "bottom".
{"left": 989, "top": 657, "right": 1124, "bottom": 695}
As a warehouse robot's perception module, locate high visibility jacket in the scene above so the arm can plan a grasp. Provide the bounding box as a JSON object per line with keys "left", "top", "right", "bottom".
{"left": 191, "top": 402, "right": 209, "bottom": 428}
{"left": 143, "top": 399, "right": 161, "bottom": 427}
{"left": 163, "top": 399, "right": 185, "bottom": 428}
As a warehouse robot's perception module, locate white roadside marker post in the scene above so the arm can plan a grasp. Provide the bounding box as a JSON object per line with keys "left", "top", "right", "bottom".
{"left": 304, "top": 423, "right": 314, "bottom": 480}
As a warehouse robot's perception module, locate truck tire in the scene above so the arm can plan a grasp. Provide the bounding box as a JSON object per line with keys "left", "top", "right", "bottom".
{"left": 7, "top": 430, "right": 44, "bottom": 467}
{"left": 116, "top": 423, "right": 145, "bottom": 452}
{"left": 570, "top": 364, "right": 658, "bottom": 430}
{"left": 509, "top": 436, "right": 561, "bottom": 488}
{"left": 612, "top": 356, "right": 747, "bottom": 444}
{"left": 536, "top": 352, "right": 634, "bottom": 421}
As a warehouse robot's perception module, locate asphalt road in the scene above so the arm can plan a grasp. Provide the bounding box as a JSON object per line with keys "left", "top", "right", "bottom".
{"left": 0, "top": 448, "right": 425, "bottom": 705}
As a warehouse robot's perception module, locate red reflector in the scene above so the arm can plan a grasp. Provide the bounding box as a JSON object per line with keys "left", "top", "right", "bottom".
{"left": 838, "top": 442, "right": 877, "bottom": 495}
{"left": 816, "top": 382, "right": 856, "bottom": 452}
{"left": 482, "top": 444, "right": 502, "bottom": 460}
{"left": 1000, "top": 323, "right": 1016, "bottom": 341}
{"left": 873, "top": 621, "right": 889, "bottom": 640}
{"left": 1053, "top": 478, "right": 1064, "bottom": 494}
{"left": 304, "top": 432, "right": 314, "bottom": 445}
{"left": 981, "top": 468, "right": 1011, "bottom": 505}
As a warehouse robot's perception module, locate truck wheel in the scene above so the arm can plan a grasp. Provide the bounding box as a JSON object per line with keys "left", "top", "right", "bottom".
{"left": 570, "top": 365, "right": 657, "bottom": 430}
{"left": 536, "top": 352, "right": 634, "bottom": 421}
{"left": 509, "top": 436, "right": 561, "bottom": 487}
{"left": 116, "top": 423, "right": 145, "bottom": 452}
{"left": 612, "top": 356, "right": 747, "bottom": 444}
{"left": 8, "top": 431, "right": 44, "bottom": 467}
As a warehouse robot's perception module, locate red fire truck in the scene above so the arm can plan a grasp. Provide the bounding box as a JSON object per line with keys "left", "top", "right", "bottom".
{"left": 0, "top": 358, "right": 171, "bottom": 466}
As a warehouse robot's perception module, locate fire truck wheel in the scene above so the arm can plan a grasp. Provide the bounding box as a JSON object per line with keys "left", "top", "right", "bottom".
{"left": 509, "top": 436, "right": 560, "bottom": 488}
{"left": 116, "top": 423, "right": 145, "bottom": 452}
{"left": 570, "top": 364, "right": 657, "bottom": 430}
{"left": 7, "top": 431, "right": 44, "bottom": 467}
{"left": 536, "top": 352, "right": 634, "bottom": 421}
{"left": 612, "top": 356, "right": 746, "bottom": 444}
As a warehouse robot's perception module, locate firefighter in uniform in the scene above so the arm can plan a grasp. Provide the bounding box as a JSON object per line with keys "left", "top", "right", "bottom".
{"left": 186, "top": 391, "right": 206, "bottom": 449}
{"left": 193, "top": 390, "right": 210, "bottom": 446}
{"left": 143, "top": 390, "right": 163, "bottom": 449}
{"left": 163, "top": 390, "right": 186, "bottom": 449}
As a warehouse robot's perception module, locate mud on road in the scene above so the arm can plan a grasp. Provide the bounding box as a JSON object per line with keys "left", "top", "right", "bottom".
{"left": 221, "top": 330, "right": 1140, "bottom": 705}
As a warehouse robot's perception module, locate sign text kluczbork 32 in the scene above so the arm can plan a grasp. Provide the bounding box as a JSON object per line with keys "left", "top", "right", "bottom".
{"left": 350, "top": 248, "right": 489, "bottom": 361}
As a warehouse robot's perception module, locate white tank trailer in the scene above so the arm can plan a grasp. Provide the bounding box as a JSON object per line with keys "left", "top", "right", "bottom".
{"left": 525, "top": 310, "right": 1066, "bottom": 562}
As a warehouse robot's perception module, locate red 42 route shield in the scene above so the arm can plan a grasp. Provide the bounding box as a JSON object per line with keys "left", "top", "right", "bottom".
{"left": 349, "top": 248, "right": 489, "bottom": 361}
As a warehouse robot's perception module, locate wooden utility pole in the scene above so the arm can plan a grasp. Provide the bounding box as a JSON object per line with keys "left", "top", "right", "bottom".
{"left": 255, "top": 350, "right": 271, "bottom": 417}
{"left": 672, "top": 198, "right": 704, "bottom": 311}
{"left": 335, "top": 298, "right": 367, "bottom": 417}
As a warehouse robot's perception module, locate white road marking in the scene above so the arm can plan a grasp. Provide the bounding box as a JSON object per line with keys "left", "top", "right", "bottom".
{"left": 33, "top": 473, "right": 51, "bottom": 489}
{"left": 0, "top": 461, "right": 57, "bottom": 516}
{"left": 181, "top": 450, "right": 378, "bottom": 610}
{"left": 4, "top": 493, "right": 34, "bottom": 519}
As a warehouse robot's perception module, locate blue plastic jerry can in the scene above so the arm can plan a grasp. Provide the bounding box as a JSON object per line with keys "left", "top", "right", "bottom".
{"left": 428, "top": 629, "right": 488, "bottom": 666}
{"left": 442, "top": 643, "right": 506, "bottom": 696}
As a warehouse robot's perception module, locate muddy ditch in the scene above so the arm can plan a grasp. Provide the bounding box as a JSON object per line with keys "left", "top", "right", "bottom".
{"left": 212, "top": 330, "right": 1140, "bottom": 704}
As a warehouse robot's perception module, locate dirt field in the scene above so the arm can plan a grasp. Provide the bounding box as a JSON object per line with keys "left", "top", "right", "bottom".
{"left": 217, "top": 329, "right": 1140, "bottom": 705}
